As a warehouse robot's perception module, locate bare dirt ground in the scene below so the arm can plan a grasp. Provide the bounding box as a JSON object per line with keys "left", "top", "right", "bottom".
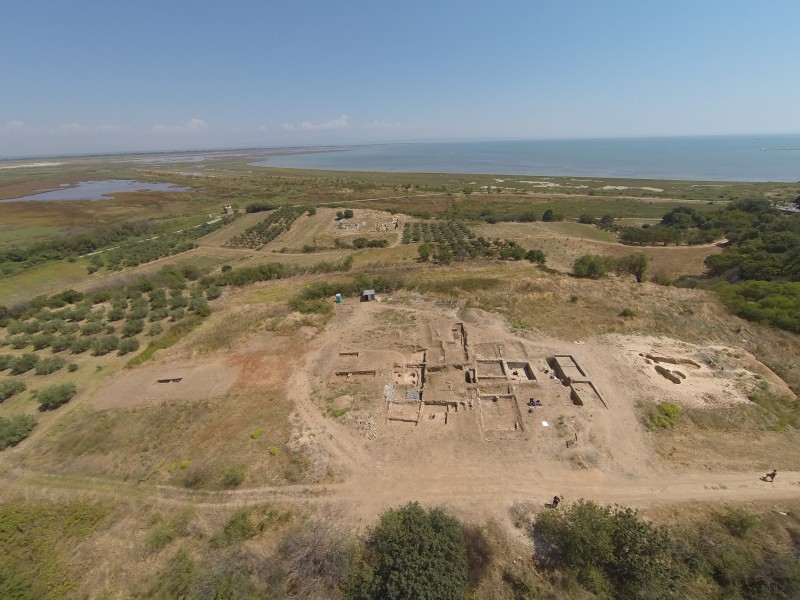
{"left": 90, "top": 359, "right": 241, "bottom": 410}
{"left": 261, "top": 295, "right": 800, "bottom": 526}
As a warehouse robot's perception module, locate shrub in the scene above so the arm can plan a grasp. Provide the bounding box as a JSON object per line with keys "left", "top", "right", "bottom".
{"left": 127, "top": 305, "right": 149, "bottom": 320}
{"left": 222, "top": 464, "right": 246, "bottom": 488}
{"left": 212, "top": 509, "right": 256, "bottom": 547}
{"left": 91, "top": 335, "right": 119, "bottom": 356}
{"left": 578, "top": 213, "right": 595, "bottom": 224}
{"left": 0, "top": 355, "right": 12, "bottom": 371}
{"left": 118, "top": 337, "right": 140, "bottom": 355}
{"left": 50, "top": 335, "right": 75, "bottom": 353}
{"left": 67, "top": 363, "right": 79, "bottom": 372}
{"left": 525, "top": 249, "right": 546, "bottom": 265}
{"left": 205, "top": 286, "right": 222, "bottom": 301}
{"left": 106, "top": 307, "right": 125, "bottom": 322}
{"left": 645, "top": 402, "right": 681, "bottom": 429}
{"left": 348, "top": 502, "right": 468, "bottom": 600}
{"left": 80, "top": 321, "right": 104, "bottom": 336}
{"left": 0, "top": 414, "right": 36, "bottom": 449}
{"left": 719, "top": 507, "right": 758, "bottom": 538}
{"left": 0, "top": 379, "right": 26, "bottom": 402}
{"left": 37, "top": 382, "right": 77, "bottom": 411}
{"left": 620, "top": 308, "right": 637, "bottom": 318}
{"left": 535, "top": 499, "right": 671, "bottom": 598}
{"left": 144, "top": 512, "right": 191, "bottom": 554}
{"left": 70, "top": 336, "right": 93, "bottom": 354}
{"left": 572, "top": 254, "right": 609, "bottom": 279}
{"left": 121, "top": 319, "right": 145, "bottom": 337}
{"left": 34, "top": 356, "right": 66, "bottom": 375}
{"left": 11, "top": 353, "right": 40, "bottom": 375}
{"left": 149, "top": 307, "right": 169, "bottom": 321}
{"left": 30, "top": 333, "right": 54, "bottom": 350}
{"left": 9, "top": 335, "right": 31, "bottom": 350}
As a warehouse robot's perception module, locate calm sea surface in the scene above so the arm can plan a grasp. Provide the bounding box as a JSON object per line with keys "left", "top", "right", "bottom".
{"left": 253, "top": 136, "right": 800, "bottom": 182}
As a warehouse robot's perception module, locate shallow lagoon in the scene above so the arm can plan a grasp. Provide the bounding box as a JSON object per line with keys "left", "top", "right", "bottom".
{"left": 3, "top": 180, "right": 188, "bottom": 202}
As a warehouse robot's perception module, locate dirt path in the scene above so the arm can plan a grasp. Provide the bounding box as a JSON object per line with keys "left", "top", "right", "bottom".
{"left": 3, "top": 462, "right": 797, "bottom": 526}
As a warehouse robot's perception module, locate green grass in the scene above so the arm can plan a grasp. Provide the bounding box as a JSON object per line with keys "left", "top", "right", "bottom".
{"left": 0, "top": 499, "right": 111, "bottom": 599}
{"left": 0, "top": 261, "right": 89, "bottom": 306}
{"left": 0, "top": 225, "right": 67, "bottom": 247}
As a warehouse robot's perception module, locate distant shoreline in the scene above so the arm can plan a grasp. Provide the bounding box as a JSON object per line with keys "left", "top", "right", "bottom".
{"left": 1, "top": 135, "right": 798, "bottom": 183}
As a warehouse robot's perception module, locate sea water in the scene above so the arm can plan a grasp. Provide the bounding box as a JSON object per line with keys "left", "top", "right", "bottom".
{"left": 252, "top": 135, "right": 800, "bottom": 182}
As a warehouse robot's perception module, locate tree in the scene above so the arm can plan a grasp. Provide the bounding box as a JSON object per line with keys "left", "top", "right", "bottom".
{"left": 349, "top": 502, "right": 468, "bottom": 600}
{"left": 599, "top": 214, "right": 616, "bottom": 229}
{"left": 535, "top": 500, "right": 671, "bottom": 599}
{"left": 0, "top": 414, "right": 36, "bottom": 449}
{"left": 572, "top": 254, "right": 609, "bottom": 279}
{"left": 37, "top": 382, "right": 77, "bottom": 411}
{"left": 578, "top": 213, "right": 595, "bottom": 224}
{"left": 542, "top": 209, "right": 555, "bottom": 222}
{"left": 418, "top": 243, "right": 432, "bottom": 262}
{"left": 343, "top": 209, "right": 354, "bottom": 219}
{"left": 525, "top": 249, "right": 546, "bottom": 265}
{"left": 616, "top": 253, "right": 649, "bottom": 283}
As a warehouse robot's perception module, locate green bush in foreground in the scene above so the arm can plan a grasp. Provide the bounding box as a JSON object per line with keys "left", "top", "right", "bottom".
{"left": 37, "top": 382, "right": 77, "bottom": 411}
{"left": 535, "top": 499, "right": 671, "bottom": 599}
{"left": 348, "top": 502, "right": 468, "bottom": 600}
{"left": 0, "top": 414, "right": 36, "bottom": 449}
{"left": 0, "top": 379, "right": 26, "bottom": 401}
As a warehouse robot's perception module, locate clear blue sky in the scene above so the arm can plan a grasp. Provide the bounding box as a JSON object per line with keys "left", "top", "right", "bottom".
{"left": 1, "top": 0, "right": 799, "bottom": 157}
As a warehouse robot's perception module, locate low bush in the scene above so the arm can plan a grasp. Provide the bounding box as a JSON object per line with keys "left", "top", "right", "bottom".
{"left": 121, "top": 319, "right": 145, "bottom": 337}
{"left": 212, "top": 509, "right": 256, "bottom": 547}
{"left": 50, "top": 335, "right": 75, "bottom": 353}
{"left": 0, "top": 414, "right": 36, "bottom": 449}
{"left": 0, "top": 379, "right": 26, "bottom": 402}
{"left": 34, "top": 356, "right": 66, "bottom": 375}
{"left": 222, "top": 464, "right": 246, "bottom": 488}
{"left": 70, "top": 336, "right": 93, "bottom": 354}
{"left": 11, "top": 353, "right": 40, "bottom": 375}
{"left": 144, "top": 512, "right": 192, "bottom": 554}
{"left": 118, "top": 337, "right": 140, "bottom": 355}
{"left": 37, "top": 382, "right": 77, "bottom": 411}
{"left": 572, "top": 254, "right": 609, "bottom": 279}
{"left": 645, "top": 402, "right": 681, "bottom": 429}
{"left": 91, "top": 335, "right": 119, "bottom": 356}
